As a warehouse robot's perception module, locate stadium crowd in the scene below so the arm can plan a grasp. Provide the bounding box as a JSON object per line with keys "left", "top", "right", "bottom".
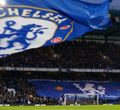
{"left": 0, "top": 73, "right": 58, "bottom": 105}
{"left": 0, "top": 72, "right": 120, "bottom": 105}
{"left": 0, "top": 41, "right": 120, "bottom": 69}
{"left": 0, "top": 40, "right": 120, "bottom": 105}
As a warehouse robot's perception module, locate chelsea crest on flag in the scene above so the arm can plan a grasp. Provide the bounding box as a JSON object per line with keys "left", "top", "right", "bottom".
{"left": 0, "top": 0, "right": 111, "bottom": 57}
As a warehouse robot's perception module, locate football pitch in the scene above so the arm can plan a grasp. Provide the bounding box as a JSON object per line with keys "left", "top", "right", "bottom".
{"left": 0, "top": 105, "right": 120, "bottom": 110}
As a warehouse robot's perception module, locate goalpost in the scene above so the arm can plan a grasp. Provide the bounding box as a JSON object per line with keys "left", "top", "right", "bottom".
{"left": 63, "top": 93, "right": 99, "bottom": 105}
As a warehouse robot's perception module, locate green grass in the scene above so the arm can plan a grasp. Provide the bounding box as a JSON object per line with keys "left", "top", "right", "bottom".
{"left": 0, "top": 105, "right": 120, "bottom": 110}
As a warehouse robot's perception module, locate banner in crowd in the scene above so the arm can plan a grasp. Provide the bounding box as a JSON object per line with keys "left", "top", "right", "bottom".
{"left": 0, "top": 0, "right": 111, "bottom": 57}
{"left": 30, "top": 80, "right": 120, "bottom": 100}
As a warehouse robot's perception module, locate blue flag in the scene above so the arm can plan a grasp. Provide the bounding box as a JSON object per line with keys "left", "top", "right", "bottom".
{"left": 0, "top": 0, "right": 111, "bottom": 57}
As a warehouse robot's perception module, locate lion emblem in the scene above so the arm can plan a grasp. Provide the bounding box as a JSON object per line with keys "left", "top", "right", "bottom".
{"left": 0, "top": 20, "right": 48, "bottom": 50}
{"left": 0, "top": 17, "right": 57, "bottom": 55}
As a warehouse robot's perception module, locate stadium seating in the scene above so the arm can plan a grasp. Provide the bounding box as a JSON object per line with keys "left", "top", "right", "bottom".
{"left": 0, "top": 72, "right": 120, "bottom": 105}
{"left": 0, "top": 41, "right": 120, "bottom": 69}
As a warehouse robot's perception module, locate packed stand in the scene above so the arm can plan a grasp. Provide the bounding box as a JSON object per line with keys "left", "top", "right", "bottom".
{"left": 0, "top": 41, "right": 120, "bottom": 69}
{"left": 0, "top": 72, "right": 120, "bottom": 105}
{"left": 0, "top": 74, "right": 58, "bottom": 105}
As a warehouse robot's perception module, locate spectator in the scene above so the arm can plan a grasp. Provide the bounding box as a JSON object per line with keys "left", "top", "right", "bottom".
{"left": 0, "top": 41, "right": 120, "bottom": 69}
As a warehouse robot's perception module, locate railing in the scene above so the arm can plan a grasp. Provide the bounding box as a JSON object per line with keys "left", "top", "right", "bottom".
{"left": 0, "top": 67, "right": 120, "bottom": 73}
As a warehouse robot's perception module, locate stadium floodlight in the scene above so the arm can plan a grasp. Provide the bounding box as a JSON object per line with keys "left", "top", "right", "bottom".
{"left": 0, "top": 0, "right": 6, "bottom": 6}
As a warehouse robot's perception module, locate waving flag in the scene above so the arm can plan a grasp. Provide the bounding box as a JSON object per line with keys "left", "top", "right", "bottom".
{"left": 0, "top": 0, "right": 111, "bottom": 57}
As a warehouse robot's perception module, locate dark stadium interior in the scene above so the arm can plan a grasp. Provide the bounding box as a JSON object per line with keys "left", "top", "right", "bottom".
{"left": 1, "top": 71, "right": 120, "bottom": 105}
{"left": 0, "top": 40, "right": 120, "bottom": 69}
{"left": 0, "top": 3, "right": 120, "bottom": 106}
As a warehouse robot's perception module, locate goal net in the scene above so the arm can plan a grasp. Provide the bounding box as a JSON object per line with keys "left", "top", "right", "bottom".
{"left": 63, "top": 93, "right": 99, "bottom": 105}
